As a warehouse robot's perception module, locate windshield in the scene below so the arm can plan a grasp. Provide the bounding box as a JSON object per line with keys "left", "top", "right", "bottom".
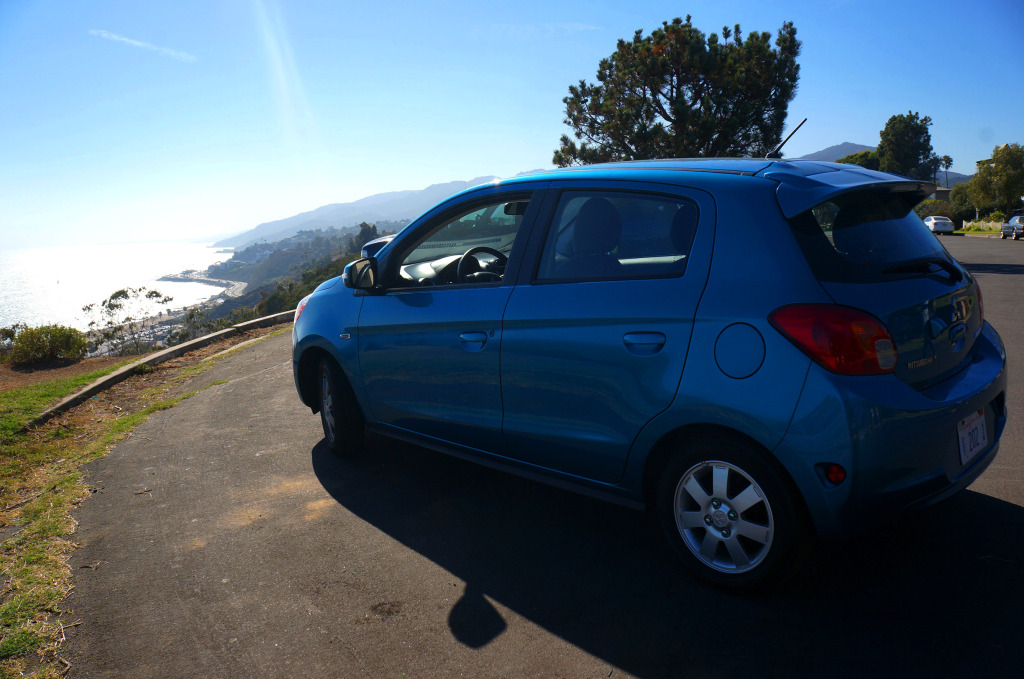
{"left": 788, "top": 191, "right": 950, "bottom": 283}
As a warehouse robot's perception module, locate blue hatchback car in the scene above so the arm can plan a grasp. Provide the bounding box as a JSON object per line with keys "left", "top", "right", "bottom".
{"left": 292, "top": 159, "right": 1006, "bottom": 589}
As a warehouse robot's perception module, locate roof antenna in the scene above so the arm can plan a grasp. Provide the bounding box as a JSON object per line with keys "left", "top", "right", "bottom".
{"left": 765, "top": 118, "right": 807, "bottom": 159}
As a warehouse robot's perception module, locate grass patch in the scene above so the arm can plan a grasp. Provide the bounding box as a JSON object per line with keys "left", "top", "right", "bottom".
{"left": 0, "top": 363, "right": 131, "bottom": 446}
{"left": 1, "top": 361, "right": 132, "bottom": 517}
{"left": 961, "top": 222, "right": 1001, "bottom": 234}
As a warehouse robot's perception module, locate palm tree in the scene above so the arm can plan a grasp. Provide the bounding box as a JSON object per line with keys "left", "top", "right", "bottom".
{"left": 940, "top": 155, "right": 953, "bottom": 188}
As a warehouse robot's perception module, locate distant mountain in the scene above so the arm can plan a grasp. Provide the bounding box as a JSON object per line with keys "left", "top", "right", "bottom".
{"left": 937, "top": 172, "right": 971, "bottom": 188}
{"left": 926, "top": 170, "right": 970, "bottom": 189}
{"left": 795, "top": 142, "right": 875, "bottom": 162}
{"left": 215, "top": 176, "right": 500, "bottom": 248}
{"left": 796, "top": 143, "right": 971, "bottom": 188}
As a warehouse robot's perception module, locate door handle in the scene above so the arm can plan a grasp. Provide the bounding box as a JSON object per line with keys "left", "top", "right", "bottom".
{"left": 459, "top": 331, "right": 488, "bottom": 352}
{"left": 623, "top": 332, "right": 666, "bottom": 356}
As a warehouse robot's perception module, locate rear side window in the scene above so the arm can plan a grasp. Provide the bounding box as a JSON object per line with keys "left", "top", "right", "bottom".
{"left": 535, "top": 191, "right": 698, "bottom": 281}
{"left": 789, "top": 191, "right": 950, "bottom": 282}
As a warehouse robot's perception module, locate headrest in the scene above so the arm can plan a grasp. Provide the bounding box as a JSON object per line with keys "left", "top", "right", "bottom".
{"left": 573, "top": 198, "right": 621, "bottom": 255}
{"left": 670, "top": 203, "right": 698, "bottom": 253}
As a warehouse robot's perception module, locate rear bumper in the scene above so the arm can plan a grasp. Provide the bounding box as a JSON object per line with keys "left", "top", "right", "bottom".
{"left": 775, "top": 321, "right": 1007, "bottom": 536}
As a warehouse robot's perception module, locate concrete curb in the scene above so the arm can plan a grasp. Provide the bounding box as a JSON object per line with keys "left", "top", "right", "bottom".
{"left": 27, "top": 310, "right": 295, "bottom": 429}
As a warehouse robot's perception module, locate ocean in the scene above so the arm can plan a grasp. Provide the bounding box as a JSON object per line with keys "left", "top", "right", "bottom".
{"left": 0, "top": 241, "right": 234, "bottom": 331}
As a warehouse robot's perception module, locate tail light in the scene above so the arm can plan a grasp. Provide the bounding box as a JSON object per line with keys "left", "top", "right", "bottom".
{"left": 769, "top": 304, "right": 897, "bottom": 376}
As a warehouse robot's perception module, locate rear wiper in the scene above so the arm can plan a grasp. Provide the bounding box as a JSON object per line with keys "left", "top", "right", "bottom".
{"left": 882, "top": 258, "right": 963, "bottom": 282}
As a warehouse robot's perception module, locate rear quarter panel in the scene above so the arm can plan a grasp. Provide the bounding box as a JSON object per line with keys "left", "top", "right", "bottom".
{"left": 622, "top": 178, "right": 826, "bottom": 491}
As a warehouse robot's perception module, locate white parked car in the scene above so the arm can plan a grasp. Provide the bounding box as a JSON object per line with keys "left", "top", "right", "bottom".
{"left": 924, "top": 215, "right": 955, "bottom": 234}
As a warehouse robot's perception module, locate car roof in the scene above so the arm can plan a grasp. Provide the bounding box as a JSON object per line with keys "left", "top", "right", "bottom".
{"left": 475, "top": 159, "right": 936, "bottom": 219}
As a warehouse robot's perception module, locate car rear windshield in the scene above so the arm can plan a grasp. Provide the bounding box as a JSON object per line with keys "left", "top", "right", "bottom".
{"left": 788, "top": 191, "right": 950, "bottom": 283}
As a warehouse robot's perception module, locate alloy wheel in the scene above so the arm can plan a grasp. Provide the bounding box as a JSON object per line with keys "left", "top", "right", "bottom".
{"left": 673, "top": 460, "right": 774, "bottom": 574}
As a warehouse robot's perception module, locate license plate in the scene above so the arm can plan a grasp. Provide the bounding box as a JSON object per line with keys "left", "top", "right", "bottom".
{"left": 957, "top": 409, "right": 988, "bottom": 466}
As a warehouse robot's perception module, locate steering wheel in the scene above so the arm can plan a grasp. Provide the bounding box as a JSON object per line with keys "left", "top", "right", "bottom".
{"left": 457, "top": 247, "right": 508, "bottom": 283}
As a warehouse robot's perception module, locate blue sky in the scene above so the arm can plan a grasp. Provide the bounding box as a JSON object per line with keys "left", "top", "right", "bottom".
{"left": 1, "top": 0, "right": 1022, "bottom": 248}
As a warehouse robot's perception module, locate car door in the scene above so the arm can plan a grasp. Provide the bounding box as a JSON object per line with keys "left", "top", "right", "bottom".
{"left": 357, "top": 189, "right": 538, "bottom": 453}
{"left": 500, "top": 184, "right": 714, "bottom": 483}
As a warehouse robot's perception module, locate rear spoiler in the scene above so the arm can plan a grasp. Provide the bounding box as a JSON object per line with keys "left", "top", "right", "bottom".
{"left": 760, "top": 162, "right": 936, "bottom": 218}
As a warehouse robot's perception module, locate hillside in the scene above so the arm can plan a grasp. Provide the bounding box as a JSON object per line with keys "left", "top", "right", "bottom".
{"left": 215, "top": 176, "right": 499, "bottom": 248}
{"left": 795, "top": 142, "right": 971, "bottom": 187}
{"left": 935, "top": 171, "right": 971, "bottom": 188}
{"left": 796, "top": 142, "right": 875, "bottom": 162}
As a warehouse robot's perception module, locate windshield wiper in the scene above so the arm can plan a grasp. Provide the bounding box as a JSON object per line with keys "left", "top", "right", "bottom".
{"left": 882, "top": 258, "right": 963, "bottom": 282}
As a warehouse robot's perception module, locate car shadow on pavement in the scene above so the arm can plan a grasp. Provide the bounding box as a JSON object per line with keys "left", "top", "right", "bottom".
{"left": 312, "top": 435, "right": 1024, "bottom": 678}
{"left": 957, "top": 260, "right": 1024, "bottom": 276}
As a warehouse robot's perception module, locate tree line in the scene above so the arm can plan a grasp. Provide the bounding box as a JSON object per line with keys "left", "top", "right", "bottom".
{"left": 835, "top": 113, "right": 1022, "bottom": 224}
{"left": 555, "top": 15, "right": 1021, "bottom": 224}
{"left": 835, "top": 112, "right": 944, "bottom": 181}
{"left": 952, "top": 144, "right": 1024, "bottom": 222}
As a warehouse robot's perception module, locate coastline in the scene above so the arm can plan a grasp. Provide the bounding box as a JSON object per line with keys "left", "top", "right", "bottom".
{"left": 84, "top": 274, "right": 250, "bottom": 357}
{"left": 158, "top": 272, "right": 248, "bottom": 298}
{"left": 79, "top": 259, "right": 251, "bottom": 356}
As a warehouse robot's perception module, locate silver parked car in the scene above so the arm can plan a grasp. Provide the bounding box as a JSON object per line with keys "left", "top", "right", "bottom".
{"left": 923, "top": 215, "right": 954, "bottom": 234}
{"left": 1000, "top": 215, "right": 1024, "bottom": 240}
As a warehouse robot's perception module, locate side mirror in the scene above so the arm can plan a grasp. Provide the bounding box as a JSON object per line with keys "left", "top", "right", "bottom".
{"left": 344, "top": 257, "right": 378, "bottom": 290}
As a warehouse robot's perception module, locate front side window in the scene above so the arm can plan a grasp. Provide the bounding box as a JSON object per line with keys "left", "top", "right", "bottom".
{"left": 392, "top": 197, "right": 529, "bottom": 287}
{"left": 535, "top": 191, "right": 699, "bottom": 282}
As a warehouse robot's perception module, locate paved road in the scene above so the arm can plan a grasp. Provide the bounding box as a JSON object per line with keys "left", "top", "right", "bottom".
{"left": 66, "top": 236, "right": 1024, "bottom": 678}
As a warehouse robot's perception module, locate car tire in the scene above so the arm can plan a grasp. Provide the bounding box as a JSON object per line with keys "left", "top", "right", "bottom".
{"left": 655, "top": 435, "right": 810, "bottom": 590}
{"left": 1000, "top": 233, "right": 1007, "bottom": 239}
{"left": 318, "top": 357, "right": 364, "bottom": 457}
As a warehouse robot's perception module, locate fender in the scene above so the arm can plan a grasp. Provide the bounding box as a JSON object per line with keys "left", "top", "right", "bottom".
{"left": 292, "top": 279, "right": 365, "bottom": 411}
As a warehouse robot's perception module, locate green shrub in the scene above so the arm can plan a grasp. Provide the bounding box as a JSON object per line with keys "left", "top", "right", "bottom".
{"left": 985, "top": 210, "right": 1006, "bottom": 223}
{"left": 9, "top": 324, "right": 88, "bottom": 366}
{"left": 963, "top": 221, "right": 1000, "bottom": 232}
{"left": 0, "top": 323, "right": 26, "bottom": 361}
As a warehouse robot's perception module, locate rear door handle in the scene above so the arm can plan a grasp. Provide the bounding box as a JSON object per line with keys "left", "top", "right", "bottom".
{"left": 623, "top": 332, "right": 666, "bottom": 356}
{"left": 459, "top": 331, "right": 489, "bottom": 352}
